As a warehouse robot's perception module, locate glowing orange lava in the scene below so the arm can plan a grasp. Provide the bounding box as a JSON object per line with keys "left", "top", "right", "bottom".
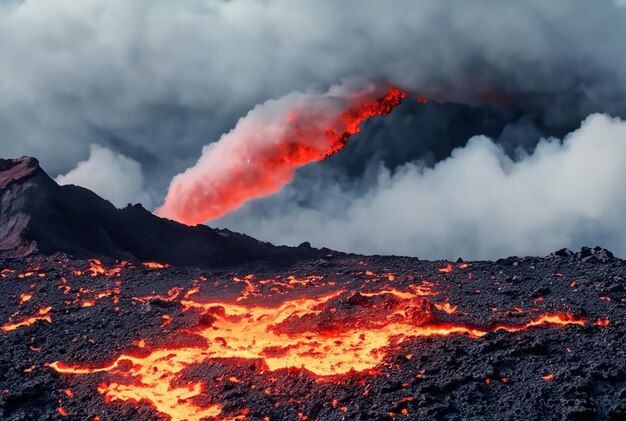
{"left": 19, "top": 292, "right": 33, "bottom": 304}
{"left": 1, "top": 306, "right": 52, "bottom": 332}
{"left": 1, "top": 268, "right": 15, "bottom": 278}
{"left": 73, "top": 259, "right": 122, "bottom": 277}
{"left": 49, "top": 286, "right": 587, "bottom": 421}
{"left": 143, "top": 262, "right": 170, "bottom": 269}
{"left": 434, "top": 301, "right": 457, "bottom": 314}
{"left": 594, "top": 318, "right": 610, "bottom": 326}
{"left": 438, "top": 264, "right": 453, "bottom": 273}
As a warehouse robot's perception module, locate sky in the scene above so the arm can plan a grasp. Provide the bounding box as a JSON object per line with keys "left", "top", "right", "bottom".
{"left": 2, "top": 0, "right": 626, "bottom": 259}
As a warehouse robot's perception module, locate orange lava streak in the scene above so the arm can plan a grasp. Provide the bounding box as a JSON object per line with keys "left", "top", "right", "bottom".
{"left": 143, "top": 262, "right": 170, "bottom": 269}
{"left": 325, "top": 87, "right": 407, "bottom": 157}
{"left": 48, "top": 288, "right": 586, "bottom": 421}
{"left": 434, "top": 302, "right": 457, "bottom": 314}
{"left": 73, "top": 259, "right": 122, "bottom": 277}
{"left": 1, "top": 306, "right": 52, "bottom": 332}
{"left": 19, "top": 292, "right": 33, "bottom": 304}
{"left": 438, "top": 264, "right": 453, "bottom": 273}
{"left": 156, "top": 85, "right": 407, "bottom": 225}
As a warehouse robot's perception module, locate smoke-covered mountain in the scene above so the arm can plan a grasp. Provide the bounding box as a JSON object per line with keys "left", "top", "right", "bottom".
{"left": 0, "top": 156, "right": 320, "bottom": 266}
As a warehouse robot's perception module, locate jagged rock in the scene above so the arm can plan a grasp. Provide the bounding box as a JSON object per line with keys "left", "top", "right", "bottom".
{"left": 576, "top": 246, "right": 614, "bottom": 263}
{"left": 0, "top": 156, "right": 322, "bottom": 267}
{"left": 550, "top": 248, "right": 575, "bottom": 258}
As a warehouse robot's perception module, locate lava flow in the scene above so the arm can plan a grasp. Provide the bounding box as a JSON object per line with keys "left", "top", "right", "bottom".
{"left": 48, "top": 281, "right": 587, "bottom": 421}
{"left": 1, "top": 306, "right": 52, "bottom": 333}
{"left": 156, "top": 85, "right": 407, "bottom": 225}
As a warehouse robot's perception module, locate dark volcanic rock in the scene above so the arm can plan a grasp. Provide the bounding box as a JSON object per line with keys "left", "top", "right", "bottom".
{"left": 0, "top": 156, "right": 321, "bottom": 267}
{"left": 0, "top": 252, "right": 625, "bottom": 421}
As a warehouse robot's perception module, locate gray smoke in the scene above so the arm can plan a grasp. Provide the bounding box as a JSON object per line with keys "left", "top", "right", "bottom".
{"left": 216, "top": 114, "right": 626, "bottom": 259}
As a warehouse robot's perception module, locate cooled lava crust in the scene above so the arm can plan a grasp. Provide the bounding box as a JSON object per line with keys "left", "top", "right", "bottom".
{"left": 1, "top": 247, "right": 625, "bottom": 421}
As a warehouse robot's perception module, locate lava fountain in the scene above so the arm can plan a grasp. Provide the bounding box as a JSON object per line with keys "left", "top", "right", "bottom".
{"left": 156, "top": 84, "right": 407, "bottom": 225}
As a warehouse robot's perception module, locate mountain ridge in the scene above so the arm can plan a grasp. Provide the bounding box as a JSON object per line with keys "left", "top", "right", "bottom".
{"left": 0, "top": 156, "right": 321, "bottom": 266}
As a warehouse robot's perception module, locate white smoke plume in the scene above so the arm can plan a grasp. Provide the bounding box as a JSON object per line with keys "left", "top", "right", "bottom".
{"left": 55, "top": 144, "right": 152, "bottom": 208}
{"left": 216, "top": 114, "right": 626, "bottom": 259}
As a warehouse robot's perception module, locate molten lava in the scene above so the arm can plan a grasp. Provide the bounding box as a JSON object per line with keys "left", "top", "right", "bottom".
{"left": 48, "top": 283, "right": 587, "bottom": 421}
{"left": 156, "top": 85, "right": 407, "bottom": 225}
{"left": 143, "top": 262, "right": 171, "bottom": 269}
{"left": 1, "top": 306, "right": 52, "bottom": 332}
{"left": 73, "top": 259, "right": 123, "bottom": 277}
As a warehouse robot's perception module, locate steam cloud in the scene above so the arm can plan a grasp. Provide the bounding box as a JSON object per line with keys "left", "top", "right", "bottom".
{"left": 157, "top": 84, "right": 405, "bottom": 225}
{"left": 216, "top": 114, "right": 626, "bottom": 260}
{"left": 2, "top": 1, "right": 626, "bottom": 181}
{"left": 55, "top": 144, "right": 152, "bottom": 208}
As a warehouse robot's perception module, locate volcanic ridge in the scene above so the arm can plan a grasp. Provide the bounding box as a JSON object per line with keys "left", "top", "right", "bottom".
{"left": 0, "top": 156, "right": 625, "bottom": 420}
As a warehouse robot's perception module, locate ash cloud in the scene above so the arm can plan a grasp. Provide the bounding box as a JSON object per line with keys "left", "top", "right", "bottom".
{"left": 1, "top": 0, "right": 625, "bottom": 181}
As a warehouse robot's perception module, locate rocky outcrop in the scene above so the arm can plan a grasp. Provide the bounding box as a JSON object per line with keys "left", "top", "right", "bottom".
{"left": 0, "top": 156, "right": 320, "bottom": 266}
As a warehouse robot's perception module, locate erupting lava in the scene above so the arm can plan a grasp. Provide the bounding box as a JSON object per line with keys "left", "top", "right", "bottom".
{"left": 156, "top": 84, "right": 407, "bottom": 225}
{"left": 48, "top": 279, "right": 587, "bottom": 421}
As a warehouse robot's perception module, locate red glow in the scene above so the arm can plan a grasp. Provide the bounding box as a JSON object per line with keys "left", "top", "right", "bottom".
{"left": 24, "top": 260, "right": 606, "bottom": 420}
{"left": 594, "top": 318, "right": 610, "bottom": 326}
{"left": 1, "top": 268, "right": 15, "bottom": 279}
{"left": 157, "top": 86, "right": 407, "bottom": 225}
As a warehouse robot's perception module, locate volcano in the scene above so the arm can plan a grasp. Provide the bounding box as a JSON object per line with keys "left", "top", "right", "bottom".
{"left": 1, "top": 156, "right": 625, "bottom": 420}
